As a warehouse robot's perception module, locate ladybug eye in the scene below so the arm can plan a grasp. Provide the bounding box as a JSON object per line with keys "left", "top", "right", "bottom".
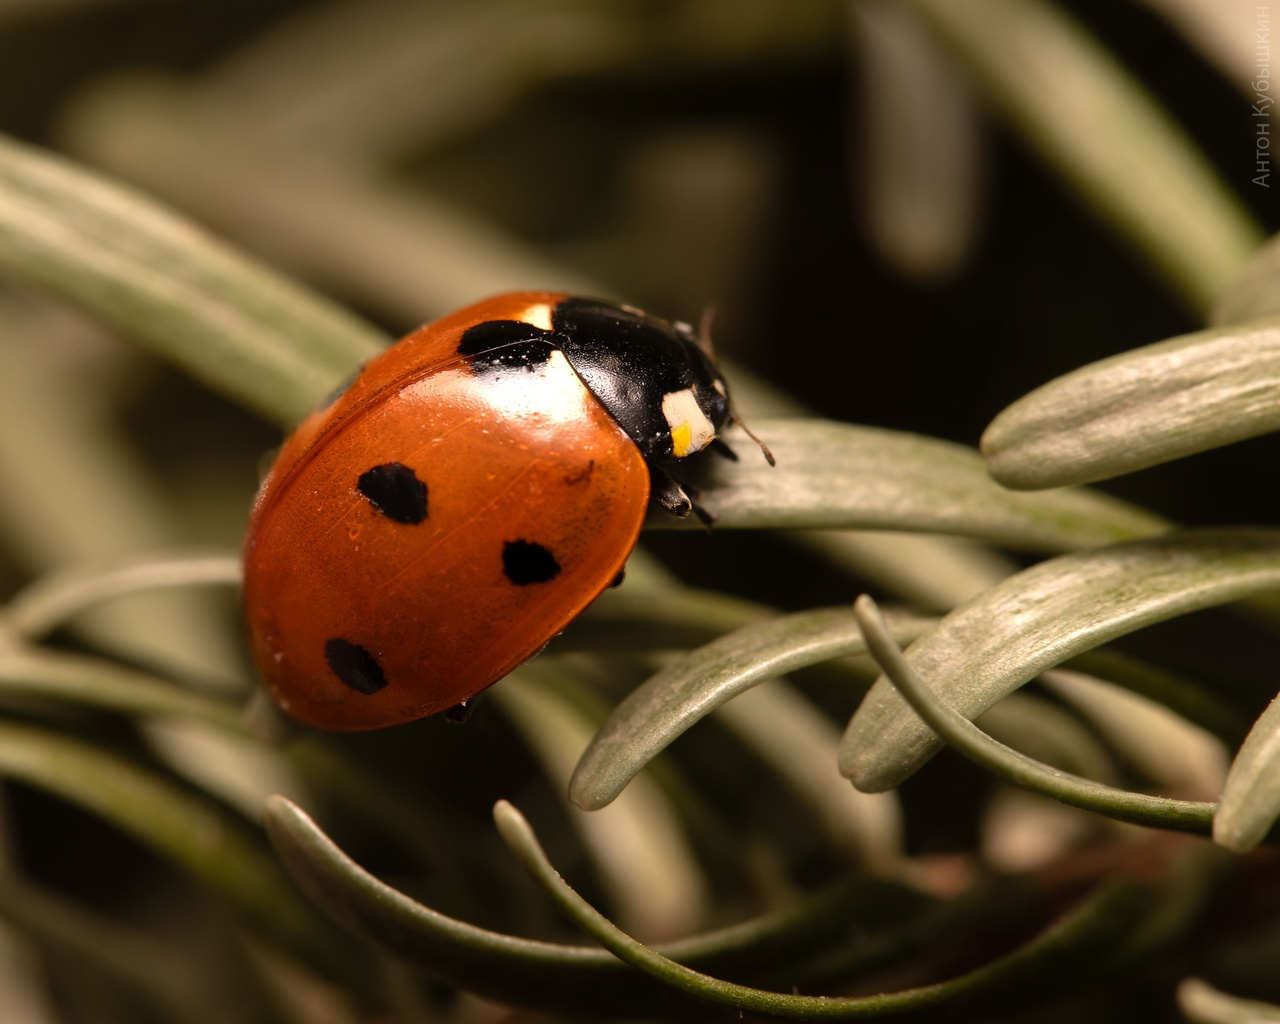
{"left": 357, "top": 462, "right": 428, "bottom": 524}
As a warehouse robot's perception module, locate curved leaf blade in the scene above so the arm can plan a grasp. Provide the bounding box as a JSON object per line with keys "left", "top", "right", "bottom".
{"left": 0, "top": 132, "right": 385, "bottom": 426}
{"left": 0, "top": 723, "right": 322, "bottom": 960}
{"left": 714, "top": 680, "right": 905, "bottom": 872}
{"left": 670, "top": 419, "right": 1166, "bottom": 548}
{"left": 495, "top": 799, "right": 1161, "bottom": 1019}
{"left": 261, "top": 795, "right": 934, "bottom": 1016}
{"left": 982, "top": 316, "right": 1280, "bottom": 490}
{"left": 848, "top": 0, "right": 981, "bottom": 281}
{"left": 3, "top": 550, "right": 242, "bottom": 641}
{"left": 1178, "top": 978, "right": 1280, "bottom": 1024}
{"left": 841, "top": 529, "right": 1280, "bottom": 793}
{"left": 0, "top": 309, "right": 243, "bottom": 683}
{"left": 906, "top": 0, "right": 1262, "bottom": 311}
{"left": 61, "top": 74, "right": 606, "bottom": 328}
{"left": 792, "top": 530, "right": 1015, "bottom": 612}
{"left": 1214, "top": 693, "right": 1280, "bottom": 852}
{"left": 493, "top": 667, "right": 710, "bottom": 941}
{"left": 850, "top": 596, "right": 1213, "bottom": 833}
{"left": 563, "top": 580, "right": 772, "bottom": 652}
{"left": 1041, "top": 669, "right": 1227, "bottom": 799}
{"left": 1213, "top": 232, "right": 1280, "bottom": 327}
{"left": 0, "top": 646, "right": 244, "bottom": 730}
{"left": 570, "top": 607, "right": 933, "bottom": 811}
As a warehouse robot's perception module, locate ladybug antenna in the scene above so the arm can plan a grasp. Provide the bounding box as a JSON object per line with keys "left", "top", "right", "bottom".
{"left": 690, "top": 304, "right": 774, "bottom": 467}
{"left": 730, "top": 412, "right": 775, "bottom": 467}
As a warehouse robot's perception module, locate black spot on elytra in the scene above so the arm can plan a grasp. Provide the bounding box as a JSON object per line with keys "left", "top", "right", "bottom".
{"left": 324, "top": 638, "right": 387, "bottom": 695}
{"left": 457, "top": 319, "right": 555, "bottom": 372}
{"left": 357, "top": 462, "right": 428, "bottom": 524}
{"left": 502, "top": 539, "right": 561, "bottom": 585}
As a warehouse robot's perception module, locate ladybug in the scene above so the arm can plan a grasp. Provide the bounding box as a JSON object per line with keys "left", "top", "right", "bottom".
{"left": 242, "top": 292, "right": 770, "bottom": 730}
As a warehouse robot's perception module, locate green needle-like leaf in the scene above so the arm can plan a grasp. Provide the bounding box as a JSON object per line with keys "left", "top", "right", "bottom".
{"left": 1215, "top": 693, "right": 1280, "bottom": 852}
{"left": 848, "top": 0, "right": 981, "bottom": 281}
{"left": 850, "top": 596, "right": 1213, "bottom": 833}
{"left": 2, "top": 550, "right": 242, "bottom": 641}
{"left": 907, "top": 0, "right": 1262, "bottom": 311}
{"left": 0, "top": 307, "right": 243, "bottom": 683}
{"left": 982, "top": 316, "right": 1280, "bottom": 490}
{"left": 714, "top": 680, "right": 905, "bottom": 872}
{"left": 261, "top": 795, "right": 936, "bottom": 1016}
{"left": 494, "top": 798, "right": 1162, "bottom": 1018}
{"left": 563, "top": 581, "right": 773, "bottom": 651}
{"left": 0, "top": 132, "right": 386, "bottom": 426}
{"left": 0, "top": 646, "right": 244, "bottom": 729}
{"left": 0, "top": 723, "right": 324, "bottom": 960}
{"left": 1069, "top": 648, "right": 1252, "bottom": 749}
{"left": 672, "top": 419, "right": 1166, "bottom": 547}
{"left": 570, "top": 606, "right": 933, "bottom": 811}
{"left": 0, "top": 876, "right": 207, "bottom": 1017}
{"left": 1041, "top": 669, "right": 1226, "bottom": 799}
{"left": 841, "top": 529, "right": 1280, "bottom": 794}
{"left": 493, "top": 667, "right": 710, "bottom": 940}
{"left": 1213, "top": 232, "right": 1280, "bottom": 327}
{"left": 1179, "top": 978, "right": 1280, "bottom": 1024}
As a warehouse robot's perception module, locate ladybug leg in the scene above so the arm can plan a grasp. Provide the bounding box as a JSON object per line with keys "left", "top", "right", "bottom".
{"left": 651, "top": 466, "right": 692, "bottom": 517}
{"left": 709, "top": 438, "right": 739, "bottom": 461}
{"left": 650, "top": 466, "right": 715, "bottom": 527}
{"left": 443, "top": 698, "right": 476, "bottom": 724}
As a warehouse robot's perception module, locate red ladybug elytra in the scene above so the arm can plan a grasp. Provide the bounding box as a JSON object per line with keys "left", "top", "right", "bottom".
{"left": 242, "top": 292, "right": 769, "bottom": 730}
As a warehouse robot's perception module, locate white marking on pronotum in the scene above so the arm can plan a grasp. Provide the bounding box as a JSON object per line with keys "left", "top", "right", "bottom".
{"left": 517, "top": 302, "right": 555, "bottom": 332}
{"left": 662, "top": 388, "right": 716, "bottom": 457}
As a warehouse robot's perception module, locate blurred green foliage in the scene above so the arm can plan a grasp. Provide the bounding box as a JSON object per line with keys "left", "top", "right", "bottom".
{"left": 1, "top": 2, "right": 1279, "bottom": 1022}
